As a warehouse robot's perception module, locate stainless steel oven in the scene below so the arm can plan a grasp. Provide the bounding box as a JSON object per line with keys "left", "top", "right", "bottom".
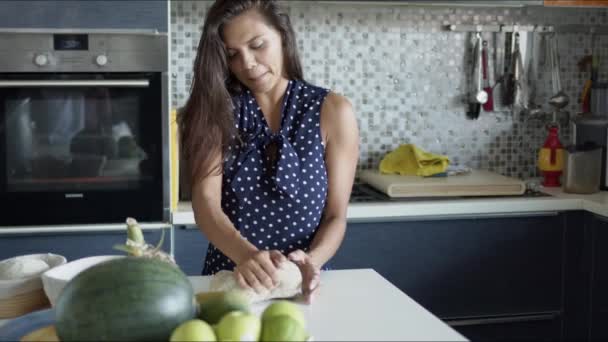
{"left": 0, "top": 30, "right": 169, "bottom": 226}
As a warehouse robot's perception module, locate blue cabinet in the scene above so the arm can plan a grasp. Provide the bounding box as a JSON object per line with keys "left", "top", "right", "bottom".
{"left": 590, "top": 214, "right": 608, "bottom": 341}
{"left": 0, "top": 228, "right": 171, "bottom": 262}
{"left": 173, "top": 226, "right": 209, "bottom": 276}
{"left": 333, "top": 214, "right": 564, "bottom": 318}
{"left": 331, "top": 213, "right": 569, "bottom": 341}
{"left": 454, "top": 313, "right": 562, "bottom": 342}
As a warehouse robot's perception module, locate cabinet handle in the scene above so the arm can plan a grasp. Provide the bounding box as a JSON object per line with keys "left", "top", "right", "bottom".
{"left": 445, "top": 312, "right": 559, "bottom": 327}
{"left": 0, "top": 222, "right": 172, "bottom": 234}
{"left": 0, "top": 80, "right": 150, "bottom": 88}
{"left": 350, "top": 211, "right": 561, "bottom": 223}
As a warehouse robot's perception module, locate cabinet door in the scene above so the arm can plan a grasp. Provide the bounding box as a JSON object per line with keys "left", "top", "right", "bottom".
{"left": 173, "top": 226, "right": 209, "bottom": 276}
{"left": 332, "top": 214, "right": 564, "bottom": 319}
{"left": 0, "top": 228, "right": 171, "bottom": 262}
{"left": 450, "top": 313, "right": 562, "bottom": 342}
{"left": 545, "top": 0, "right": 608, "bottom": 6}
{"left": 590, "top": 215, "right": 608, "bottom": 341}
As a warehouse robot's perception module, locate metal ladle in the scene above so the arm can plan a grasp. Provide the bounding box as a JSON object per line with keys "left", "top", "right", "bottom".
{"left": 473, "top": 32, "right": 489, "bottom": 105}
{"left": 468, "top": 32, "right": 487, "bottom": 119}
{"left": 547, "top": 34, "right": 569, "bottom": 115}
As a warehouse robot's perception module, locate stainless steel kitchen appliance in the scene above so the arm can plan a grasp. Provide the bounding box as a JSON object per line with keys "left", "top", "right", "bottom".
{"left": 0, "top": 29, "right": 169, "bottom": 226}
{"left": 573, "top": 116, "right": 608, "bottom": 190}
{"left": 563, "top": 144, "right": 602, "bottom": 194}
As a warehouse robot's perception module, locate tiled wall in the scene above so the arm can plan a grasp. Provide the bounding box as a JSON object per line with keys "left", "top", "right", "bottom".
{"left": 171, "top": 1, "right": 608, "bottom": 179}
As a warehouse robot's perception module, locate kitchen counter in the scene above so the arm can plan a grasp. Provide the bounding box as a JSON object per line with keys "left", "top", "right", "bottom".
{"left": 0, "top": 269, "right": 466, "bottom": 341}
{"left": 192, "top": 268, "right": 466, "bottom": 341}
{"left": 200, "top": 269, "right": 466, "bottom": 341}
{"left": 172, "top": 187, "right": 608, "bottom": 225}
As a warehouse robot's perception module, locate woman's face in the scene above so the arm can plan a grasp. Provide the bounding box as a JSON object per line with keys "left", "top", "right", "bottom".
{"left": 222, "top": 9, "right": 286, "bottom": 94}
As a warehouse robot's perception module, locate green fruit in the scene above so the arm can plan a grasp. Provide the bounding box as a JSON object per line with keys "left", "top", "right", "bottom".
{"left": 170, "top": 319, "right": 216, "bottom": 342}
{"left": 215, "top": 311, "right": 261, "bottom": 341}
{"left": 262, "top": 301, "right": 306, "bottom": 329}
{"left": 195, "top": 291, "right": 224, "bottom": 305}
{"left": 198, "top": 290, "right": 250, "bottom": 325}
{"left": 54, "top": 257, "right": 196, "bottom": 341}
{"left": 261, "top": 315, "right": 309, "bottom": 342}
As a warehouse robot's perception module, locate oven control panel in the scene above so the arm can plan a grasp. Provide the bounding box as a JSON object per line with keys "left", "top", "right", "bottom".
{"left": 0, "top": 31, "right": 167, "bottom": 73}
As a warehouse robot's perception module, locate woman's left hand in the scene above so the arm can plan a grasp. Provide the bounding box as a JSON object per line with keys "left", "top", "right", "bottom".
{"left": 288, "top": 249, "right": 321, "bottom": 304}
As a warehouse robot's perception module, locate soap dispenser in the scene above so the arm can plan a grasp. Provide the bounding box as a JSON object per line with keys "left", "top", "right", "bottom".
{"left": 538, "top": 125, "right": 564, "bottom": 187}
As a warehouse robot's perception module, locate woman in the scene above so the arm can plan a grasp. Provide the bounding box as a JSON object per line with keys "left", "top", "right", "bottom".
{"left": 179, "top": 0, "right": 359, "bottom": 303}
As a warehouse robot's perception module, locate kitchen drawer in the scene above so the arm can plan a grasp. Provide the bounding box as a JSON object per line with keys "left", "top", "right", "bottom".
{"left": 449, "top": 312, "right": 562, "bottom": 341}
{"left": 0, "top": 228, "right": 171, "bottom": 262}
{"left": 590, "top": 215, "right": 608, "bottom": 341}
{"left": 331, "top": 213, "right": 564, "bottom": 318}
{"left": 590, "top": 310, "right": 608, "bottom": 341}
{"left": 592, "top": 215, "right": 608, "bottom": 307}
{"left": 173, "top": 226, "right": 209, "bottom": 276}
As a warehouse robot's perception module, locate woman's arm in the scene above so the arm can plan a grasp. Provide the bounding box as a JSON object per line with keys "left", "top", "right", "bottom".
{"left": 191, "top": 153, "right": 285, "bottom": 291}
{"left": 288, "top": 92, "right": 359, "bottom": 303}
{"left": 307, "top": 92, "right": 359, "bottom": 267}
{"left": 191, "top": 152, "right": 257, "bottom": 265}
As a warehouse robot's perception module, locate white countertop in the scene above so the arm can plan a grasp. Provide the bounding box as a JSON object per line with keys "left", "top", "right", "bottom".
{"left": 0, "top": 269, "right": 466, "bottom": 341}
{"left": 172, "top": 187, "right": 608, "bottom": 225}
{"left": 192, "top": 268, "right": 466, "bottom": 341}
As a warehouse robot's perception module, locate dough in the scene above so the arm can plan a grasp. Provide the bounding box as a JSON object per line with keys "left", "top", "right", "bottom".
{"left": 209, "top": 261, "right": 302, "bottom": 303}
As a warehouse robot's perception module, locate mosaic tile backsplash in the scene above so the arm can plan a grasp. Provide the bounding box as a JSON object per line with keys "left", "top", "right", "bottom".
{"left": 171, "top": 1, "right": 608, "bottom": 179}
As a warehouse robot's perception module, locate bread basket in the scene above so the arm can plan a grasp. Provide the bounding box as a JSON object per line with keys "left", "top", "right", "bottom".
{"left": 0, "top": 254, "right": 66, "bottom": 318}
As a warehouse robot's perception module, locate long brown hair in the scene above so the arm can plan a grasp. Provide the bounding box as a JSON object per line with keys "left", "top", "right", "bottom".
{"left": 178, "top": 0, "right": 303, "bottom": 185}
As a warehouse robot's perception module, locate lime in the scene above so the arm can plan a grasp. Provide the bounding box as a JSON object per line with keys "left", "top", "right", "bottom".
{"left": 198, "top": 290, "right": 250, "bottom": 324}
{"left": 262, "top": 301, "right": 306, "bottom": 328}
{"left": 170, "top": 319, "right": 216, "bottom": 342}
{"left": 261, "top": 315, "right": 309, "bottom": 342}
{"left": 215, "top": 311, "right": 261, "bottom": 341}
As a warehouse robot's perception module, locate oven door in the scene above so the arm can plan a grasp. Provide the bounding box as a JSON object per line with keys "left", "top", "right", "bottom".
{"left": 0, "top": 73, "right": 163, "bottom": 226}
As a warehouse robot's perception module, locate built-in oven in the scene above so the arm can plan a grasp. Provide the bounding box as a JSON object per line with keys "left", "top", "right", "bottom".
{"left": 0, "top": 30, "right": 169, "bottom": 227}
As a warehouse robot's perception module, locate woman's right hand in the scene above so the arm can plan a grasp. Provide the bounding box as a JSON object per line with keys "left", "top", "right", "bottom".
{"left": 234, "top": 250, "right": 286, "bottom": 293}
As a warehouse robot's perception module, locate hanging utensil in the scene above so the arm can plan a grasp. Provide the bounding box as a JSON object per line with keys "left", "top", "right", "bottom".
{"left": 467, "top": 32, "right": 486, "bottom": 119}
{"left": 512, "top": 33, "right": 530, "bottom": 117}
{"left": 548, "top": 34, "right": 570, "bottom": 111}
{"left": 494, "top": 31, "right": 505, "bottom": 108}
{"left": 526, "top": 31, "right": 543, "bottom": 116}
{"left": 473, "top": 33, "right": 488, "bottom": 105}
{"left": 502, "top": 32, "right": 515, "bottom": 106}
{"left": 494, "top": 32, "right": 505, "bottom": 85}
{"left": 482, "top": 41, "right": 494, "bottom": 112}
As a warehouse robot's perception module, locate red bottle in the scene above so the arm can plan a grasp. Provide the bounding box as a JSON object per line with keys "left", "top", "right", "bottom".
{"left": 537, "top": 125, "right": 564, "bottom": 187}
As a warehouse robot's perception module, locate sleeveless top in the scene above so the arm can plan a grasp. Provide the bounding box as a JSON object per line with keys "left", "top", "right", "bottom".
{"left": 202, "top": 79, "right": 330, "bottom": 275}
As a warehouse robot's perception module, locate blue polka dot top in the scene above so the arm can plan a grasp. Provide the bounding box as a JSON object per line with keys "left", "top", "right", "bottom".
{"left": 202, "top": 79, "right": 330, "bottom": 275}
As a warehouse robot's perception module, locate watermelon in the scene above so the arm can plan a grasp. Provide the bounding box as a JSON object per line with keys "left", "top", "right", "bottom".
{"left": 55, "top": 257, "right": 196, "bottom": 341}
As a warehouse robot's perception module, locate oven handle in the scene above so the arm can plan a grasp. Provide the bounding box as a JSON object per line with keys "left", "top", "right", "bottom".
{"left": 0, "top": 79, "right": 150, "bottom": 88}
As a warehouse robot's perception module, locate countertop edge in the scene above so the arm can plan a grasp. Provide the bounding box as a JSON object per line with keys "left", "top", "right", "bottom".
{"left": 172, "top": 189, "right": 606, "bottom": 225}
{"left": 3, "top": 189, "right": 607, "bottom": 233}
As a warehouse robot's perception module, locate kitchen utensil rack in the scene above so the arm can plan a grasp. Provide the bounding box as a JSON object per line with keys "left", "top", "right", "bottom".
{"left": 446, "top": 24, "right": 608, "bottom": 35}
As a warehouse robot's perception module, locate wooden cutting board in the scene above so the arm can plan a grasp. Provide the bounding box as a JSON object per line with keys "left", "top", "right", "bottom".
{"left": 359, "top": 169, "right": 526, "bottom": 198}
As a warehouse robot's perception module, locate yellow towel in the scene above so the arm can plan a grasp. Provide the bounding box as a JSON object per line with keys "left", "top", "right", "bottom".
{"left": 379, "top": 144, "right": 449, "bottom": 177}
